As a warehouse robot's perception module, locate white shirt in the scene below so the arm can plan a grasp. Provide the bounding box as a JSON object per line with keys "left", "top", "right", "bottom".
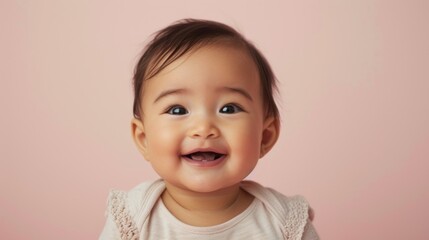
{"left": 99, "top": 180, "right": 320, "bottom": 240}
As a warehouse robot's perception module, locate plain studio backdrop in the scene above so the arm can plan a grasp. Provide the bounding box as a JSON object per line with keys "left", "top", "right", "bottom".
{"left": 1, "top": 0, "right": 428, "bottom": 239}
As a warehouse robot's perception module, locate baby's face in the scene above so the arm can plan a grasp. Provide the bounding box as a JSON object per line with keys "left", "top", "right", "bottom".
{"left": 137, "top": 44, "right": 269, "bottom": 193}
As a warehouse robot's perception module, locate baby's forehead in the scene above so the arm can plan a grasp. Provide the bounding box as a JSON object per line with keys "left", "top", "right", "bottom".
{"left": 149, "top": 41, "right": 257, "bottom": 78}
{"left": 156, "top": 45, "right": 258, "bottom": 79}
{"left": 149, "top": 37, "right": 240, "bottom": 65}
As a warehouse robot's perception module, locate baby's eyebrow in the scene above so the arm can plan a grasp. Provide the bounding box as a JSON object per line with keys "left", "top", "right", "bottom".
{"left": 220, "top": 87, "right": 253, "bottom": 102}
{"left": 154, "top": 88, "right": 187, "bottom": 103}
{"left": 153, "top": 87, "right": 253, "bottom": 103}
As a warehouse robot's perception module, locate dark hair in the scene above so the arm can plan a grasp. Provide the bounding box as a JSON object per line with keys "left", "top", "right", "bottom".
{"left": 133, "top": 19, "right": 279, "bottom": 120}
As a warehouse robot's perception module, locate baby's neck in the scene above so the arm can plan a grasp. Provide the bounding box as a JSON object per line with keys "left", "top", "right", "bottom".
{"left": 161, "top": 183, "right": 254, "bottom": 227}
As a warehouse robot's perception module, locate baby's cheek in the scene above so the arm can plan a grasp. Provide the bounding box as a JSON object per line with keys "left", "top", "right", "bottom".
{"left": 151, "top": 128, "right": 178, "bottom": 148}
{"left": 238, "top": 122, "right": 262, "bottom": 145}
{"left": 231, "top": 127, "right": 261, "bottom": 157}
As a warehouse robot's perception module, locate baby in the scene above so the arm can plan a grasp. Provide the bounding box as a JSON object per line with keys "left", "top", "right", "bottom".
{"left": 100, "top": 19, "right": 319, "bottom": 240}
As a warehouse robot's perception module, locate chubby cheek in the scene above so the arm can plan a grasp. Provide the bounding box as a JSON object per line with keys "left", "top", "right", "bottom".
{"left": 228, "top": 121, "right": 262, "bottom": 166}
{"left": 145, "top": 122, "right": 182, "bottom": 162}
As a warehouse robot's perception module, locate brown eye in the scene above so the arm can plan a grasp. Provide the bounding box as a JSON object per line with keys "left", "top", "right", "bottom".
{"left": 167, "top": 105, "right": 188, "bottom": 115}
{"left": 220, "top": 104, "right": 243, "bottom": 114}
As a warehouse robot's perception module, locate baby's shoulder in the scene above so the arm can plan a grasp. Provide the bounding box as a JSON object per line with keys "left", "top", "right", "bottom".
{"left": 241, "top": 181, "right": 311, "bottom": 239}
{"left": 127, "top": 179, "right": 165, "bottom": 202}
{"left": 104, "top": 179, "right": 165, "bottom": 237}
{"left": 241, "top": 180, "right": 309, "bottom": 210}
{"left": 107, "top": 179, "right": 165, "bottom": 215}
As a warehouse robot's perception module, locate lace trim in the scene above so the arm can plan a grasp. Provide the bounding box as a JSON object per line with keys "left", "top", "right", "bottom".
{"left": 108, "top": 190, "right": 139, "bottom": 240}
{"left": 284, "top": 196, "right": 309, "bottom": 240}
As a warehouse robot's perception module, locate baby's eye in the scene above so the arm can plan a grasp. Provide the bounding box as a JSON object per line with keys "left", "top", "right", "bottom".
{"left": 166, "top": 105, "right": 188, "bottom": 115}
{"left": 219, "top": 104, "right": 243, "bottom": 114}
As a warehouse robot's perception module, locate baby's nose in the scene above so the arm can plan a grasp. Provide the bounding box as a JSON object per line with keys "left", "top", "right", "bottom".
{"left": 188, "top": 117, "right": 220, "bottom": 139}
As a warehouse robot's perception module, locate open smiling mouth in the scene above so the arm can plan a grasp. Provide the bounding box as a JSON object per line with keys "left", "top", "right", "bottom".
{"left": 182, "top": 151, "right": 225, "bottom": 162}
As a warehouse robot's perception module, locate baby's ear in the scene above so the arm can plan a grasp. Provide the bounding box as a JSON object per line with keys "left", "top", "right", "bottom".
{"left": 131, "top": 118, "right": 149, "bottom": 161}
{"left": 260, "top": 116, "right": 280, "bottom": 158}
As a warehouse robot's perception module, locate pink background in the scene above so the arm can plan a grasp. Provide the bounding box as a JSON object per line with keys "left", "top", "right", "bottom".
{"left": 1, "top": 0, "right": 428, "bottom": 239}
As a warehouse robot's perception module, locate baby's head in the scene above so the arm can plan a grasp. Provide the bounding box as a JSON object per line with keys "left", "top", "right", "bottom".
{"left": 131, "top": 19, "right": 280, "bottom": 192}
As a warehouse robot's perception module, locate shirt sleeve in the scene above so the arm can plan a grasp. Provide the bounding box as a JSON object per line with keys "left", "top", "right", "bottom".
{"left": 99, "top": 211, "right": 121, "bottom": 240}
{"left": 98, "top": 190, "right": 139, "bottom": 240}
{"left": 301, "top": 220, "right": 320, "bottom": 240}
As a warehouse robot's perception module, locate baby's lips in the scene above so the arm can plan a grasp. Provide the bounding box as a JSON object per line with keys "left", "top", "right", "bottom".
{"left": 181, "top": 147, "right": 227, "bottom": 156}
{"left": 186, "top": 152, "right": 222, "bottom": 161}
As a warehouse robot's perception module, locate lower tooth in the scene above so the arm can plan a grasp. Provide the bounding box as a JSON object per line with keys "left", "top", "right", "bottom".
{"left": 190, "top": 153, "right": 216, "bottom": 161}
